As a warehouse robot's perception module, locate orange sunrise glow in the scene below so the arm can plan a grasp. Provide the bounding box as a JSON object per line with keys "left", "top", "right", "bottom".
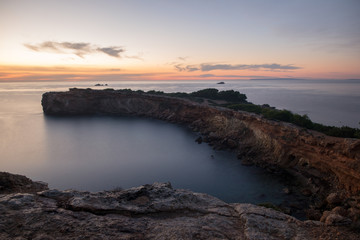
{"left": 0, "top": 0, "right": 359, "bottom": 82}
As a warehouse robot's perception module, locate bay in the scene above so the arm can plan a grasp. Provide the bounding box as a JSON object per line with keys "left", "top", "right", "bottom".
{"left": 0, "top": 79, "right": 359, "bottom": 205}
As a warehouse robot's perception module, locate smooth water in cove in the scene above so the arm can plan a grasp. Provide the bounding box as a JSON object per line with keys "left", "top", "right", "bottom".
{"left": 41, "top": 116, "right": 285, "bottom": 203}
{"left": 1, "top": 80, "right": 359, "bottom": 205}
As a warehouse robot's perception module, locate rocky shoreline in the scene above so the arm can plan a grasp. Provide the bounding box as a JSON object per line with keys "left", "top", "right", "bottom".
{"left": 1, "top": 171, "right": 359, "bottom": 239}
{"left": 37, "top": 88, "right": 360, "bottom": 234}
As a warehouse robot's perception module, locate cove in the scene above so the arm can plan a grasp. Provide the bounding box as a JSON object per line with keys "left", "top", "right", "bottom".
{"left": 42, "top": 115, "right": 287, "bottom": 205}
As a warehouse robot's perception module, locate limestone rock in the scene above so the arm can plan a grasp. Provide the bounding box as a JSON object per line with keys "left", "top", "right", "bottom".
{"left": 1, "top": 173, "right": 359, "bottom": 239}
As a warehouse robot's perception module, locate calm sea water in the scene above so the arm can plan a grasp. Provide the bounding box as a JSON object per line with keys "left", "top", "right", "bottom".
{"left": 1, "top": 79, "right": 359, "bottom": 205}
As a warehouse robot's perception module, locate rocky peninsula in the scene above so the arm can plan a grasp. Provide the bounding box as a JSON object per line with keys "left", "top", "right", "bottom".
{"left": 2, "top": 87, "right": 352, "bottom": 238}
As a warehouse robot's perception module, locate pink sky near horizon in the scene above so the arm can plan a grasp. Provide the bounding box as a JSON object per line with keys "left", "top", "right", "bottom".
{"left": 1, "top": 0, "right": 359, "bottom": 82}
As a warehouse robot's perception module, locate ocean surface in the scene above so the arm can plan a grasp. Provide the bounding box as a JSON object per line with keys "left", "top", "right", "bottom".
{"left": 1, "top": 79, "right": 359, "bottom": 205}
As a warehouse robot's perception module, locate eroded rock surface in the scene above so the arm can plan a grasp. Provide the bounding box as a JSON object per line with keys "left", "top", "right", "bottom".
{"left": 1, "top": 173, "right": 359, "bottom": 239}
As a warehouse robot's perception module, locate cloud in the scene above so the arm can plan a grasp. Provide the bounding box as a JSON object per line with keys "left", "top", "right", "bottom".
{"left": 199, "top": 74, "right": 215, "bottom": 78}
{"left": 173, "top": 62, "right": 301, "bottom": 72}
{"left": 97, "top": 47, "right": 124, "bottom": 58}
{"left": 177, "top": 56, "right": 188, "bottom": 61}
{"left": 125, "top": 53, "right": 144, "bottom": 61}
{"left": 199, "top": 63, "right": 301, "bottom": 71}
{"left": 24, "top": 41, "right": 125, "bottom": 59}
{"left": 174, "top": 64, "right": 184, "bottom": 72}
{"left": 173, "top": 64, "right": 199, "bottom": 72}
{"left": 0, "top": 71, "right": 159, "bottom": 82}
{"left": 185, "top": 65, "right": 200, "bottom": 72}
{"left": 199, "top": 74, "right": 272, "bottom": 78}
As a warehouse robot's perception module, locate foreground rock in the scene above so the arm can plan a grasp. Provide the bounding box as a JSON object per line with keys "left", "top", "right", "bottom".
{"left": 1, "top": 173, "right": 359, "bottom": 239}
{"left": 0, "top": 172, "right": 48, "bottom": 194}
{"left": 42, "top": 88, "right": 360, "bottom": 217}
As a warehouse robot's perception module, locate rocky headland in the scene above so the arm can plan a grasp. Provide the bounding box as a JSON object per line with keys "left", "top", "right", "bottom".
{"left": 1, "top": 171, "right": 359, "bottom": 239}
{"left": 35, "top": 88, "right": 360, "bottom": 236}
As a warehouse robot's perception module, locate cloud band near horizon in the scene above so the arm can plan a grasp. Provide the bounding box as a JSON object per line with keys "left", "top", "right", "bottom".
{"left": 175, "top": 63, "right": 302, "bottom": 72}
{"left": 24, "top": 41, "right": 125, "bottom": 59}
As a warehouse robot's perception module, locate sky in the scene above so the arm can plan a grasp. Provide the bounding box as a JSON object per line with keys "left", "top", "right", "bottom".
{"left": 0, "top": 0, "right": 359, "bottom": 81}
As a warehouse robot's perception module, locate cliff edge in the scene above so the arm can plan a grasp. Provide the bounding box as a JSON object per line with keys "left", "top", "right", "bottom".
{"left": 41, "top": 88, "right": 360, "bottom": 223}
{"left": 1, "top": 172, "right": 359, "bottom": 239}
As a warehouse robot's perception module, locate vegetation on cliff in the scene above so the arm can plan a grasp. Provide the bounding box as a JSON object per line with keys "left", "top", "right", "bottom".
{"left": 145, "top": 88, "right": 248, "bottom": 103}
{"left": 227, "top": 103, "right": 360, "bottom": 138}
{"left": 141, "top": 88, "right": 360, "bottom": 139}
{"left": 68, "top": 88, "right": 360, "bottom": 139}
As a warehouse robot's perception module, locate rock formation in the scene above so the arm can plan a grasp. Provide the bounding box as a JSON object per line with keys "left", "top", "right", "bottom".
{"left": 41, "top": 88, "right": 360, "bottom": 222}
{"left": 0, "top": 171, "right": 48, "bottom": 194}
{"left": 1, "top": 172, "right": 359, "bottom": 239}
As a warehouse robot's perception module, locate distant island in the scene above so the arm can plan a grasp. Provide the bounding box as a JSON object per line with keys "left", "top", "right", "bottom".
{"left": 217, "top": 81, "right": 225, "bottom": 84}
{"left": 94, "top": 83, "right": 108, "bottom": 86}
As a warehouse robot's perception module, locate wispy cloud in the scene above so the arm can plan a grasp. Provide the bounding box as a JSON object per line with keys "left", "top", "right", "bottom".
{"left": 174, "top": 63, "right": 301, "bottom": 72}
{"left": 0, "top": 71, "right": 159, "bottom": 82}
{"left": 177, "top": 56, "right": 188, "bottom": 61}
{"left": 199, "top": 74, "right": 215, "bottom": 78}
{"left": 203, "top": 63, "right": 301, "bottom": 71}
{"left": 174, "top": 64, "right": 199, "bottom": 72}
{"left": 97, "top": 47, "right": 124, "bottom": 58}
{"left": 199, "top": 74, "right": 272, "bottom": 78}
{"left": 125, "top": 53, "right": 144, "bottom": 61}
{"left": 24, "top": 41, "right": 126, "bottom": 59}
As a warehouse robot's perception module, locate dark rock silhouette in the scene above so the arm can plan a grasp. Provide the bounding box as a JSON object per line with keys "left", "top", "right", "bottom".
{"left": 0, "top": 171, "right": 48, "bottom": 194}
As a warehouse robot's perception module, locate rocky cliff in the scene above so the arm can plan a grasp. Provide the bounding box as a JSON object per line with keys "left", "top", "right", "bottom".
{"left": 41, "top": 88, "right": 360, "bottom": 222}
{"left": 1, "top": 172, "right": 359, "bottom": 239}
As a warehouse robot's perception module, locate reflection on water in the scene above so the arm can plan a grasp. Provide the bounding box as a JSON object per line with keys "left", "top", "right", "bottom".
{"left": 0, "top": 88, "right": 286, "bottom": 203}
{"left": 1, "top": 79, "right": 359, "bottom": 206}
{"left": 42, "top": 116, "right": 285, "bottom": 204}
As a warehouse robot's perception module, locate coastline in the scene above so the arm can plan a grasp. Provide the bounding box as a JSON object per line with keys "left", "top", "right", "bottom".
{"left": 41, "top": 88, "right": 360, "bottom": 224}
{"left": 1, "top": 87, "right": 359, "bottom": 238}
{"left": 1, "top": 171, "right": 359, "bottom": 239}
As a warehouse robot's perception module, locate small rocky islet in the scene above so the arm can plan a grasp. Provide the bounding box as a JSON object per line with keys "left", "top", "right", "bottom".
{"left": 1, "top": 88, "right": 359, "bottom": 239}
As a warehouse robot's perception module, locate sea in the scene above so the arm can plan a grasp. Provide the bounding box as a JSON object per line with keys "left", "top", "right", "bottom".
{"left": 0, "top": 79, "right": 359, "bottom": 205}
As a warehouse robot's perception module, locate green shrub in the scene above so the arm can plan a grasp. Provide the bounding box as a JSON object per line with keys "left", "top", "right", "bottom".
{"left": 147, "top": 90, "right": 164, "bottom": 95}
{"left": 217, "top": 90, "right": 247, "bottom": 102}
{"left": 116, "top": 88, "right": 360, "bottom": 139}
{"left": 168, "top": 92, "right": 189, "bottom": 98}
{"left": 227, "top": 103, "right": 262, "bottom": 114}
{"left": 262, "top": 109, "right": 293, "bottom": 122}
{"left": 292, "top": 114, "right": 314, "bottom": 129}
{"left": 190, "top": 88, "right": 219, "bottom": 99}
{"left": 189, "top": 88, "right": 247, "bottom": 103}
{"left": 226, "top": 103, "right": 359, "bottom": 139}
